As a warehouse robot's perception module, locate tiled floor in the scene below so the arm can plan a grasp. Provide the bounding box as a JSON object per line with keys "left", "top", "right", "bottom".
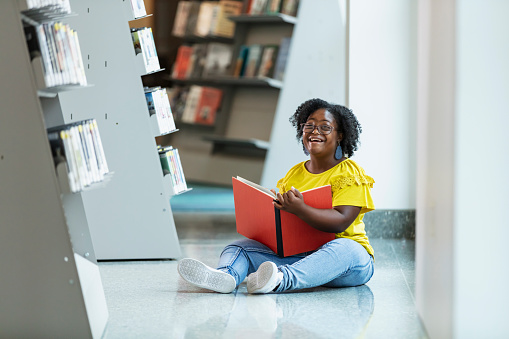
{"left": 99, "top": 213, "right": 427, "bottom": 338}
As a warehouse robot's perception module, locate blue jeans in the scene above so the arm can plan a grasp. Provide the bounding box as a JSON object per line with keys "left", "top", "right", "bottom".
{"left": 217, "top": 238, "right": 374, "bottom": 292}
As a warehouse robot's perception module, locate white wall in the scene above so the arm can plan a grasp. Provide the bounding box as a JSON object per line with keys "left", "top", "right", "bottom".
{"left": 416, "top": 0, "right": 509, "bottom": 337}
{"left": 454, "top": 0, "right": 509, "bottom": 337}
{"left": 262, "top": 0, "right": 418, "bottom": 212}
{"left": 349, "top": 0, "right": 418, "bottom": 210}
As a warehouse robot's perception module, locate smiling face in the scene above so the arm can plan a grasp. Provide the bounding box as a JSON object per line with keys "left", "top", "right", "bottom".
{"left": 302, "top": 108, "right": 342, "bottom": 159}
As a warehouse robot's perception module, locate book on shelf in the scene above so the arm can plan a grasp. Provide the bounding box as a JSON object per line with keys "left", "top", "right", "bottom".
{"left": 129, "top": 0, "right": 147, "bottom": 19}
{"left": 281, "top": 0, "right": 299, "bottom": 16}
{"left": 257, "top": 45, "right": 278, "bottom": 78}
{"left": 243, "top": 44, "right": 263, "bottom": 77}
{"left": 174, "top": 1, "right": 241, "bottom": 39}
{"left": 144, "top": 87, "right": 177, "bottom": 135}
{"left": 202, "top": 42, "right": 233, "bottom": 77}
{"left": 194, "top": 1, "right": 217, "bottom": 37}
{"left": 210, "top": 1, "right": 243, "bottom": 38}
{"left": 233, "top": 44, "right": 250, "bottom": 77}
{"left": 181, "top": 85, "right": 223, "bottom": 126}
{"left": 168, "top": 86, "right": 190, "bottom": 121}
{"left": 172, "top": 45, "right": 194, "bottom": 79}
{"left": 248, "top": 0, "right": 269, "bottom": 15}
{"left": 232, "top": 176, "right": 335, "bottom": 257}
{"left": 47, "top": 119, "right": 109, "bottom": 193}
{"left": 131, "top": 27, "right": 160, "bottom": 74}
{"left": 172, "top": 42, "right": 232, "bottom": 79}
{"left": 158, "top": 146, "right": 188, "bottom": 194}
{"left": 172, "top": 1, "right": 193, "bottom": 37}
{"left": 23, "top": 0, "right": 72, "bottom": 12}
{"left": 24, "top": 21, "right": 87, "bottom": 88}
{"left": 273, "top": 36, "right": 291, "bottom": 81}
{"left": 184, "top": 1, "right": 203, "bottom": 36}
{"left": 186, "top": 43, "right": 208, "bottom": 78}
{"left": 266, "top": 0, "right": 283, "bottom": 14}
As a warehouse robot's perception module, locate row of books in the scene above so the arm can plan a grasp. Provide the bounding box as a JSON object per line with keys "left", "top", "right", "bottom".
{"left": 47, "top": 119, "right": 109, "bottom": 193}
{"left": 158, "top": 146, "right": 188, "bottom": 195}
{"left": 129, "top": 0, "right": 147, "bottom": 19}
{"left": 131, "top": 27, "right": 161, "bottom": 74}
{"left": 144, "top": 87, "right": 177, "bottom": 135}
{"left": 173, "top": 1, "right": 242, "bottom": 39}
{"left": 24, "top": 0, "right": 71, "bottom": 12}
{"left": 24, "top": 22, "right": 87, "bottom": 88}
{"left": 247, "top": 0, "right": 299, "bottom": 16}
{"left": 234, "top": 37, "right": 291, "bottom": 80}
{"left": 172, "top": 42, "right": 232, "bottom": 79}
{"left": 168, "top": 85, "right": 223, "bottom": 126}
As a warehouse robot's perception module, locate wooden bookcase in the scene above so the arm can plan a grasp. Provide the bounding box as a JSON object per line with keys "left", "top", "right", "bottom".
{"left": 152, "top": 0, "right": 348, "bottom": 187}
{"left": 152, "top": 0, "right": 296, "bottom": 186}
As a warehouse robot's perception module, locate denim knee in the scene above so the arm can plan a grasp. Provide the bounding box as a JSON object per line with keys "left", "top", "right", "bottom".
{"left": 222, "top": 238, "right": 273, "bottom": 253}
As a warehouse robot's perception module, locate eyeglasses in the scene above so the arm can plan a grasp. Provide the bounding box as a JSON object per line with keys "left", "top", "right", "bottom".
{"left": 300, "top": 123, "right": 335, "bottom": 135}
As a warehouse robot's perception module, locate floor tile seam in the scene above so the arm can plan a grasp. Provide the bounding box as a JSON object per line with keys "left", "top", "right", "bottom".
{"left": 389, "top": 241, "right": 417, "bottom": 305}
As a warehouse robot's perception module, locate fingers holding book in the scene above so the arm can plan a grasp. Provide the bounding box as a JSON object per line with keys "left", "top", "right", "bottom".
{"left": 273, "top": 186, "right": 305, "bottom": 213}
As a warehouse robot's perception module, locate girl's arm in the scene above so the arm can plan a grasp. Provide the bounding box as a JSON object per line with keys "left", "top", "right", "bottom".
{"left": 272, "top": 187, "right": 361, "bottom": 234}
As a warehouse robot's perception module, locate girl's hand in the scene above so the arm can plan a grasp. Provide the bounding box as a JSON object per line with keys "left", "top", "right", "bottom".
{"left": 273, "top": 187, "right": 305, "bottom": 214}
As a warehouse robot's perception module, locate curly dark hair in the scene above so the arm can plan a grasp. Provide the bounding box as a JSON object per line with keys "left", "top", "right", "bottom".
{"left": 289, "top": 98, "right": 362, "bottom": 158}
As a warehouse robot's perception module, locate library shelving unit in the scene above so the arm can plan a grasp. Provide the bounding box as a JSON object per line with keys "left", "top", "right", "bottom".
{"left": 0, "top": 1, "right": 108, "bottom": 337}
{"left": 51, "top": 0, "right": 182, "bottom": 260}
{"left": 159, "top": 0, "right": 297, "bottom": 186}
{"left": 155, "top": 0, "right": 348, "bottom": 187}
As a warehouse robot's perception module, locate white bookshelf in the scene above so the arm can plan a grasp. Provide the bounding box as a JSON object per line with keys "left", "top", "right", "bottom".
{"left": 0, "top": 1, "right": 107, "bottom": 337}
{"left": 54, "top": 0, "right": 182, "bottom": 260}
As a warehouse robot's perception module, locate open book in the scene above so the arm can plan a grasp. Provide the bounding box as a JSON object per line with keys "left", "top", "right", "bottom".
{"left": 232, "top": 176, "right": 335, "bottom": 257}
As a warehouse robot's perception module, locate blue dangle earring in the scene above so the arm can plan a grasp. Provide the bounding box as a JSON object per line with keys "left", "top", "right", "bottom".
{"left": 303, "top": 145, "right": 309, "bottom": 156}
{"left": 335, "top": 144, "right": 343, "bottom": 160}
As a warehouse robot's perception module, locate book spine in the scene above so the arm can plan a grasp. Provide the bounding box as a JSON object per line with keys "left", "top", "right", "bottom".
{"left": 274, "top": 207, "right": 284, "bottom": 257}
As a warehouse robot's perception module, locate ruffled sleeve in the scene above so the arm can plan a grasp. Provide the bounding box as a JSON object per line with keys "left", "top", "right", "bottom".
{"left": 330, "top": 162, "right": 375, "bottom": 213}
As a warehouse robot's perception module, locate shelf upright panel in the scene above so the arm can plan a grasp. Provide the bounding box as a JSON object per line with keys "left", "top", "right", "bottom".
{"left": 0, "top": 0, "right": 107, "bottom": 337}
{"left": 54, "top": 0, "right": 181, "bottom": 259}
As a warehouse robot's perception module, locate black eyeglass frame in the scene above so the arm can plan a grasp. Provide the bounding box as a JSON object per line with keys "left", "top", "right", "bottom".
{"left": 300, "top": 123, "right": 335, "bottom": 135}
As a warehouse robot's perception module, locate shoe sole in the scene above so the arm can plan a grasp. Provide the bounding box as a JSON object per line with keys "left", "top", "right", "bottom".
{"left": 178, "top": 258, "right": 236, "bottom": 294}
{"left": 247, "top": 261, "right": 278, "bottom": 294}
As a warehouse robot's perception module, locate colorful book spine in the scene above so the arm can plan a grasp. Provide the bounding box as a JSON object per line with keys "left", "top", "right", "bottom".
{"left": 47, "top": 119, "right": 109, "bottom": 193}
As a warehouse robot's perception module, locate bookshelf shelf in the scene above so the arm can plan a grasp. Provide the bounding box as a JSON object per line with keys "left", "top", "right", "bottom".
{"left": 167, "top": 76, "right": 283, "bottom": 89}
{"left": 142, "top": 68, "right": 166, "bottom": 76}
{"left": 56, "top": 161, "right": 114, "bottom": 195}
{"left": 204, "top": 136, "right": 269, "bottom": 157}
{"left": 229, "top": 13, "right": 297, "bottom": 25}
{"left": 20, "top": 9, "right": 76, "bottom": 25}
{"left": 129, "top": 13, "right": 153, "bottom": 22}
{"left": 176, "top": 34, "right": 234, "bottom": 44}
{"left": 37, "top": 84, "right": 93, "bottom": 97}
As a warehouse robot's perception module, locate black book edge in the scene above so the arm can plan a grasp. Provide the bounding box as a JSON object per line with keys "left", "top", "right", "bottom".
{"left": 274, "top": 206, "right": 284, "bottom": 257}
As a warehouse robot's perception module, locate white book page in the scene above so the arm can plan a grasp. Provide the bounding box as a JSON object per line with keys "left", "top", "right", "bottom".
{"left": 236, "top": 176, "right": 276, "bottom": 198}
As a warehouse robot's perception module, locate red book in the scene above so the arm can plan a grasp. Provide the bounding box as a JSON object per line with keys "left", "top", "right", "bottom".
{"left": 232, "top": 176, "right": 335, "bottom": 257}
{"left": 172, "top": 45, "right": 193, "bottom": 79}
{"left": 194, "top": 87, "right": 223, "bottom": 125}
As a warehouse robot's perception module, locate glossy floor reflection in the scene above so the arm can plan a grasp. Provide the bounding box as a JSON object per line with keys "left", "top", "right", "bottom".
{"left": 99, "top": 213, "right": 427, "bottom": 338}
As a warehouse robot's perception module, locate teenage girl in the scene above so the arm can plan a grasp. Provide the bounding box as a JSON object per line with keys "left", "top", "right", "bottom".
{"left": 178, "top": 98, "right": 375, "bottom": 294}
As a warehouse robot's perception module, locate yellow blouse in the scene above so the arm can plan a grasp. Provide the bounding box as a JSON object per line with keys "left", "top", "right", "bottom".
{"left": 276, "top": 159, "right": 375, "bottom": 257}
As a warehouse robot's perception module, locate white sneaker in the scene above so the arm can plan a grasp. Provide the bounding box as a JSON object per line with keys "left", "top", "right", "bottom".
{"left": 178, "top": 258, "right": 236, "bottom": 294}
{"left": 247, "top": 261, "right": 283, "bottom": 294}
